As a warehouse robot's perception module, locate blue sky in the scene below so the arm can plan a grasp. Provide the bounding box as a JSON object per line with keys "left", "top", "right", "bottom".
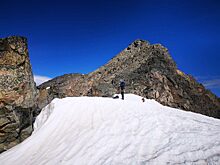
{"left": 1, "top": 0, "right": 220, "bottom": 96}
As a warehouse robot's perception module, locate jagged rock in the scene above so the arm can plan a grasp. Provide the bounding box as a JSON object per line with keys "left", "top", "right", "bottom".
{"left": 0, "top": 36, "right": 37, "bottom": 153}
{"left": 38, "top": 39, "right": 220, "bottom": 119}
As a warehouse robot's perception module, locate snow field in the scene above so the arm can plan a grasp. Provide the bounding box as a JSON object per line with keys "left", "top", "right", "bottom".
{"left": 0, "top": 94, "right": 220, "bottom": 165}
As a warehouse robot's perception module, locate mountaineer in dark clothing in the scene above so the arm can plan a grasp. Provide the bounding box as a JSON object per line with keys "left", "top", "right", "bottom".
{"left": 119, "top": 80, "right": 125, "bottom": 100}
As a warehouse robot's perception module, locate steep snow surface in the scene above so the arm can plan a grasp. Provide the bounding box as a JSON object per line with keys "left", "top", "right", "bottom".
{"left": 0, "top": 94, "right": 220, "bottom": 165}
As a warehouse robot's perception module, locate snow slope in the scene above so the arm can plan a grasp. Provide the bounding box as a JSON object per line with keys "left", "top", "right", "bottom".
{"left": 0, "top": 94, "right": 220, "bottom": 165}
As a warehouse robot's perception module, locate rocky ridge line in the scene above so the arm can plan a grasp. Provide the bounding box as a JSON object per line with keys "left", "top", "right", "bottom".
{"left": 38, "top": 39, "right": 220, "bottom": 118}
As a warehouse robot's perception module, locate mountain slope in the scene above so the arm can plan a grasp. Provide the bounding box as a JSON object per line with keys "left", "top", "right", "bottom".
{"left": 38, "top": 40, "right": 220, "bottom": 119}
{"left": 1, "top": 94, "right": 220, "bottom": 164}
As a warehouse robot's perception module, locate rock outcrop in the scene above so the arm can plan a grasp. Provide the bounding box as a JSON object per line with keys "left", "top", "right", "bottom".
{"left": 0, "top": 36, "right": 37, "bottom": 153}
{"left": 37, "top": 74, "right": 87, "bottom": 110}
{"left": 38, "top": 40, "right": 220, "bottom": 118}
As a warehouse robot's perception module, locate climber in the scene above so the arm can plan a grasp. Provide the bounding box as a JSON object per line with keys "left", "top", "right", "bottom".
{"left": 119, "top": 79, "right": 125, "bottom": 100}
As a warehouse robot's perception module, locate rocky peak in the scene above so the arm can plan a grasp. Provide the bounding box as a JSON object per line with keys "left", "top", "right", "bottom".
{"left": 126, "top": 39, "right": 150, "bottom": 50}
{"left": 38, "top": 39, "right": 220, "bottom": 119}
{"left": 0, "top": 36, "right": 37, "bottom": 153}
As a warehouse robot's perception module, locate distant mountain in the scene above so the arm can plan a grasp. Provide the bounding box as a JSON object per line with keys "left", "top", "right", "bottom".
{"left": 38, "top": 39, "right": 220, "bottom": 118}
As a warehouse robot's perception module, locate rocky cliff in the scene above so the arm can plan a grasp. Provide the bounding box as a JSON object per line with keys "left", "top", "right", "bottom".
{"left": 0, "top": 36, "right": 37, "bottom": 153}
{"left": 38, "top": 40, "right": 220, "bottom": 118}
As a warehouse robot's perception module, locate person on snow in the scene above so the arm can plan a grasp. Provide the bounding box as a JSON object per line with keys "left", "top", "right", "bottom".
{"left": 119, "top": 79, "right": 125, "bottom": 100}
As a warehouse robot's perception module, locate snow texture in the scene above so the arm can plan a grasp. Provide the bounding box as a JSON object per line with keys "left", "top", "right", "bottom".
{"left": 0, "top": 94, "right": 220, "bottom": 165}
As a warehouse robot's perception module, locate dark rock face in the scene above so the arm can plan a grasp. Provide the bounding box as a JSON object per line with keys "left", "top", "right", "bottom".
{"left": 38, "top": 39, "right": 220, "bottom": 118}
{"left": 0, "top": 36, "right": 37, "bottom": 153}
{"left": 36, "top": 74, "right": 88, "bottom": 112}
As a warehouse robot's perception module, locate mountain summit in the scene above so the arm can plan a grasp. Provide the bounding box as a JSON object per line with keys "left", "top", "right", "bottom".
{"left": 38, "top": 39, "right": 220, "bottom": 118}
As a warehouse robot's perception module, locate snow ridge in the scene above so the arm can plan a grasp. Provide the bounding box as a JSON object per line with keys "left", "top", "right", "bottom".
{"left": 0, "top": 94, "right": 220, "bottom": 165}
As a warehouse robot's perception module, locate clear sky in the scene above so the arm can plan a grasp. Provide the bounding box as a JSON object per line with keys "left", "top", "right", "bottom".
{"left": 1, "top": 0, "right": 220, "bottom": 96}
